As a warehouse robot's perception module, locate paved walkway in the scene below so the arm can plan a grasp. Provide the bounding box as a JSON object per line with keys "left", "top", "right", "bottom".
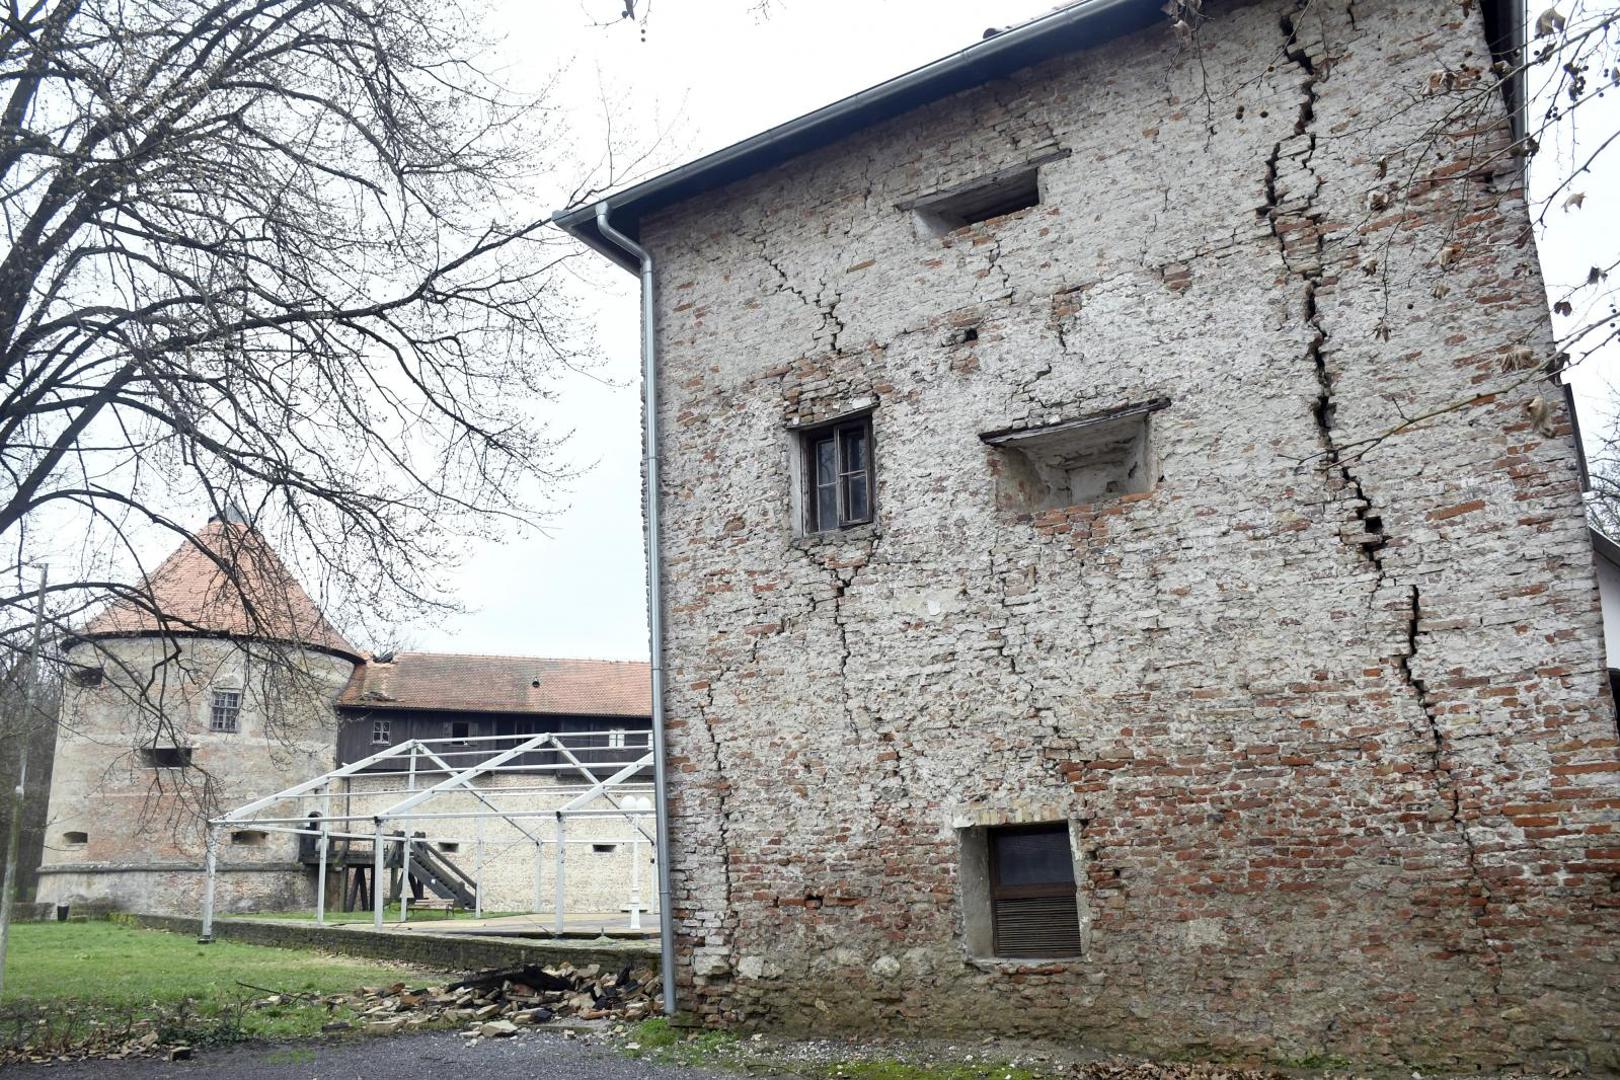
{"left": 383, "top": 911, "right": 658, "bottom": 938}
{"left": 2, "top": 1031, "right": 715, "bottom": 1080}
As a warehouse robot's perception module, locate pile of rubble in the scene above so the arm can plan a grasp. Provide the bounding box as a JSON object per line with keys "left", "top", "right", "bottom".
{"left": 303, "top": 960, "right": 661, "bottom": 1040}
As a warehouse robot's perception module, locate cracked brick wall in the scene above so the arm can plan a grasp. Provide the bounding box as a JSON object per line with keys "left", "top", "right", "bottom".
{"left": 637, "top": 0, "right": 1620, "bottom": 1067}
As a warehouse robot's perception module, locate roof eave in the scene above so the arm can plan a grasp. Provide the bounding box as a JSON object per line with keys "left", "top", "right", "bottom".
{"left": 551, "top": 0, "right": 1160, "bottom": 262}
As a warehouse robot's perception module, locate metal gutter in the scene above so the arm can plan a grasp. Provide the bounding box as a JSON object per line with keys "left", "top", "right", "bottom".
{"left": 551, "top": 0, "right": 1158, "bottom": 264}
{"left": 591, "top": 203, "right": 678, "bottom": 1018}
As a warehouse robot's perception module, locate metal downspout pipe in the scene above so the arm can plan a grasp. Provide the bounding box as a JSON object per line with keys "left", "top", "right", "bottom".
{"left": 593, "top": 203, "right": 678, "bottom": 1018}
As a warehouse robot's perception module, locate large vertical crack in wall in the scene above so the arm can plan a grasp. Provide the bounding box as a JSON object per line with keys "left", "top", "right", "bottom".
{"left": 1399, "top": 584, "right": 1506, "bottom": 991}
{"left": 1265, "top": 4, "right": 1386, "bottom": 583}
{"left": 1264, "top": 1, "right": 1502, "bottom": 988}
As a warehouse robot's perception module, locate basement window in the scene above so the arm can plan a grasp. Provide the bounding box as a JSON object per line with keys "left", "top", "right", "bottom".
{"left": 915, "top": 169, "right": 1041, "bottom": 236}
{"left": 983, "top": 398, "right": 1168, "bottom": 513}
{"left": 800, "top": 414, "right": 874, "bottom": 534}
{"left": 960, "top": 821, "right": 1084, "bottom": 960}
{"left": 138, "top": 747, "right": 193, "bottom": 769}
{"left": 62, "top": 831, "right": 88, "bottom": 847}
{"left": 988, "top": 825, "right": 1084, "bottom": 958}
{"left": 231, "top": 830, "right": 269, "bottom": 846}
{"left": 438, "top": 842, "right": 461, "bottom": 854}
{"left": 592, "top": 844, "right": 619, "bottom": 855}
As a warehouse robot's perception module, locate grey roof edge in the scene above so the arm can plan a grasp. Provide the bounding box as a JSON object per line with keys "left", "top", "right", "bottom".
{"left": 553, "top": 0, "right": 1527, "bottom": 270}
{"left": 1592, "top": 526, "right": 1620, "bottom": 570}
{"left": 550, "top": 0, "right": 1160, "bottom": 269}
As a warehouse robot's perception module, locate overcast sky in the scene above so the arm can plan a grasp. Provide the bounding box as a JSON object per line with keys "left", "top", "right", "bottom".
{"left": 401, "top": 0, "right": 1075, "bottom": 660}
{"left": 400, "top": 0, "right": 1620, "bottom": 661}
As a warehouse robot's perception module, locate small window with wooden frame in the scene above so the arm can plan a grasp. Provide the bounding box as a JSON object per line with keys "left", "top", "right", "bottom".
{"left": 210, "top": 689, "right": 241, "bottom": 733}
{"left": 988, "top": 823, "right": 1083, "bottom": 958}
{"left": 800, "top": 414, "right": 874, "bottom": 534}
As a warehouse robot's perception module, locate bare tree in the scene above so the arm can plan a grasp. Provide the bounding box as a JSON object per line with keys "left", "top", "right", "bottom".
{"left": 0, "top": 0, "right": 600, "bottom": 657}
{"left": 0, "top": 0, "right": 610, "bottom": 824}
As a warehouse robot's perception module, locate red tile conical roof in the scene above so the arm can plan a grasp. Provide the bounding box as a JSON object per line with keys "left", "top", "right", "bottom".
{"left": 82, "top": 518, "right": 360, "bottom": 660}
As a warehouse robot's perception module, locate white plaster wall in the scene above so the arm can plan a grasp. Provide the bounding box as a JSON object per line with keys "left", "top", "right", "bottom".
{"left": 1593, "top": 546, "right": 1620, "bottom": 668}
{"left": 36, "top": 636, "right": 353, "bottom": 915}
{"left": 340, "top": 771, "right": 658, "bottom": 915}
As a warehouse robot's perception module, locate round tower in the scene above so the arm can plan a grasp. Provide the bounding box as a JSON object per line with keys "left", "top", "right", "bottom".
{"left": 35, "top": 515, "right": 361, "bottom": 916}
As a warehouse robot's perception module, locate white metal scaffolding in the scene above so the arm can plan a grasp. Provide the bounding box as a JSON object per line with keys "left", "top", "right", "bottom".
{"left": 199, "top": 732, "right": 657, "bottom": 939}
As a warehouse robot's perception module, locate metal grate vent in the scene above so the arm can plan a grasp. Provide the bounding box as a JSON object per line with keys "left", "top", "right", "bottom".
{"left": 992, "top": 894, "right": 1083, "bottom": 958}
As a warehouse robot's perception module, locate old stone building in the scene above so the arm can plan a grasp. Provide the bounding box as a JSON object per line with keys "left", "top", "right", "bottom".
{"left": 557, "top": 0, "right": 1620, "bottom": 1068}
{"left": 36, "top": 517, "right": 653, "bottom": 918}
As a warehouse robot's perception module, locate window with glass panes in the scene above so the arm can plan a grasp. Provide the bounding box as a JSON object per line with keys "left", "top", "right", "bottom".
{"left": 210, "top": 690, "right": 241, "bottom": 732}
{"left": 803, "top": 415, "right": 873, "bottom": 533}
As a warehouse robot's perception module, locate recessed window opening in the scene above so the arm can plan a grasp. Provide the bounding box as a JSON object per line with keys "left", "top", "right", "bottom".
{"left": 62, "top": 831, "right": 88, "bottom": 846}
{"left": 984, "top": 399, "right": 1168, "bottom": 514}
{"left": 592, "top": 843, "right": 618, "bottom": 854}
{"left": 371, "top": 719, "right": 391, "bottom": 746}
{"left": 989, "top": 824, "right": 1083, "bottom": 958}
{"left": 916, "top": 169, "right": 1041, "bottom": 236}
{"left": 438, "top": 842, "right": 461, "bottom": 853}
{"left": 69, "top": 666, "right": 104, "bottom": 688}
{"left": 210, "top": 689, "right": 241, "bottom": 733}
{"left": 450, "top": 720, "right": 470, "bottom": 744}
{"left": 231, "top": 830, "right": 269, "bottom": 846}
{"left": 801, "top": 414, "right": 874, "bottom": 534}
{"left": 138, "top": 747, "right": 193, "bottom": 769}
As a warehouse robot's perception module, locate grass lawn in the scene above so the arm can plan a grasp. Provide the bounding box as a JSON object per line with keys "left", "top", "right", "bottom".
{"left": 0, "top": 921, "right": 446, "bottom": 1056}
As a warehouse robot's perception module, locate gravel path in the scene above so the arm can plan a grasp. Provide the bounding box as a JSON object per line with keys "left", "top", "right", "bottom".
{"left": 0, "top": 1030, "right": 737, "bottom": 1080}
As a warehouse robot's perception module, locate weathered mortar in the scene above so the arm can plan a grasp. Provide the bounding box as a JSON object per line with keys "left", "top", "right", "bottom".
{"left": 637, "top": 0, "right": 1619, "bottom": 1068}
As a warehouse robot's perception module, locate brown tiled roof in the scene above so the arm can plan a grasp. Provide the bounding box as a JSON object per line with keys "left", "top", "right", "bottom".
{"left": 338, "top": 653, "right": 651, "bottom": 717}
{"left": 82, "top": 519, "right": 360, "bottom": 660}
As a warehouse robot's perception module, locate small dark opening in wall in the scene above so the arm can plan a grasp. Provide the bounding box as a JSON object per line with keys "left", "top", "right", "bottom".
{"left": 450, "top": 720, "right": 470, "bottom": 744}
{"left": 231, "top": 830, "right": 268, "bottom": 846}
{"left": 69, "top": 666, "right": 104, "bottom": 688}
{"left": 138, "top": 747, "right": 193, "bottom": 769}
{"left": 63, "top": 831, "right": 88, "bottom": 846}
{"left": 439, "top": 842, "right": 460, "bottom": 853}
{"left": 592, "top": 843, "right": 618, "bottom": 854}
{"left": 917, "top": 169, "right": 1041, "bottom": 235}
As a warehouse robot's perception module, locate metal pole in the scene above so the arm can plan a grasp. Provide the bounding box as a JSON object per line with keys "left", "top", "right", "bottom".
{"left": 315, "top": 785, "right": 331, "bottom": 926}
{"left": 0, "top": 565, "right": 46, "bottom": 995}
{"left": 553, "top": 815, "right": 565, "bottom": 934}
{"left": 473, "top": 812, "right": 484, "bottom": 919}
{"left": 400, "top": 748, "right": 417, "bottom": 923}
{"left": 629, "top": 837, "right": 642, "bottom": 931}
{"left": 595, "top": 203, "right": 677, "bottom": 1015}
{"left": 532, "top": 841, "right": 542, "bottom": 914}
{"left": 199, "top": 823, "right": 221, "bottom": 943}
{"left": 371, "top": 819, "right": 385, "bottom": 929}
